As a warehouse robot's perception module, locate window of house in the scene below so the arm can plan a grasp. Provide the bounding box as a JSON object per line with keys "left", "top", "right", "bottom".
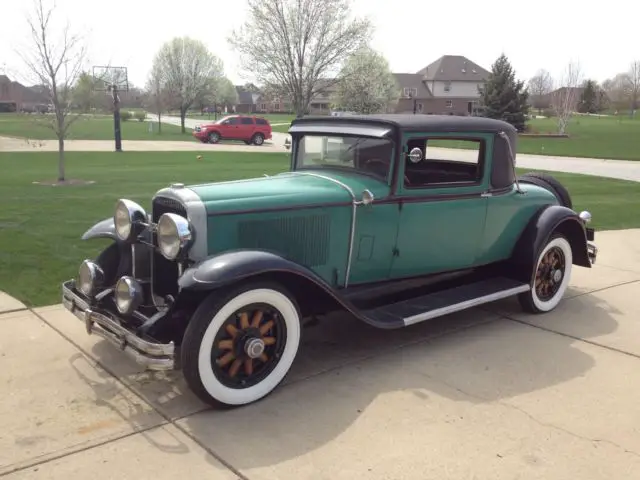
{"left": 446, "top": 100, "right": 453, "bottom": 108}
{"left": 444, "top": 82, "right": 452, "bottom": 92}
{"left": 240, "top": 117, "right": 254, "bottom": 125}
{"left": 403, "top": 87, "right": 418, "bottom": 97}
{"left": 273, "top": 103, "right": 280, "bottom": 111}
{"left": 403, "top": 137, "right": 484, "bottom": 188}
{"left": 260, "top": 103, "right": 267, "bottom": 111}
{"left": 417, "top": 103, "right": 423, "bottom": 112}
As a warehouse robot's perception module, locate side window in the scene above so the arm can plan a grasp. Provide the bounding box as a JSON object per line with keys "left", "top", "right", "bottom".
{"left": 255, "top": 118, "right": 268, "bottom": 125}
{"left": 227, "top": 117, "right": 239, "bottom": 125}
{"left": 403, "top": 137, "right": 484, "bottom": 188}
{"left": 240, "top": 117, "right": 254, "bottom": 125}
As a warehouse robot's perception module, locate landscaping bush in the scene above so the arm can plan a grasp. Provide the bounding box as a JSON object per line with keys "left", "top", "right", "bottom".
{"left": 120, "top": 110, "right": 132, "bottom": 121}
{"left": 134, "top": 110, "right": 147, "bottom": 122}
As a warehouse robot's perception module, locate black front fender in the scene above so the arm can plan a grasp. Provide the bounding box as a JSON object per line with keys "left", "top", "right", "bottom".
{"left": 82, "top": 218, "right": 116, "bottom": 241}
{"left": 510, "top": 204, "right": 590, "bottom": 283}
{"left": 178, "top": 249, "right": 332, "bottom": 291}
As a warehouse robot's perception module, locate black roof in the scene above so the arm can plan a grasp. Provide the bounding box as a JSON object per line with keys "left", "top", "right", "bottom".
{"left": 291, "top": 114, "right": 517, "bottom": 135}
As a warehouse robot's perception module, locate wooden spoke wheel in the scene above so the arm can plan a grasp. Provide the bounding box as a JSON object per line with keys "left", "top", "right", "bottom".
{"left": 211, "top": 304, "right": 287, "bottom": 389}
{"left": 518, "top": 234, "right": 573, "bottom": 314}
{"left": 181, "top": 283, "right": 301, "bottom": 407}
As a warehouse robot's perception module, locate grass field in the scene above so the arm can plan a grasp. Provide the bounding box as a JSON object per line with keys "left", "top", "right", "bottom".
{"left": 519, "top": 115, "right": 640, "bottom": 160}
{"left": 1, "top": 150, "right": 638, "bottom": 307}
{"left": 0, "top": 113, "right": 194, "bottom": 141}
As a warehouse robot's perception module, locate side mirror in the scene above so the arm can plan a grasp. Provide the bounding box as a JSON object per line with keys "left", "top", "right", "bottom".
{"left": 360, "top": 189, "right": 374, "bottom": 205}
{"left": 408, "top": 147, "right": 423, "bottom": 163}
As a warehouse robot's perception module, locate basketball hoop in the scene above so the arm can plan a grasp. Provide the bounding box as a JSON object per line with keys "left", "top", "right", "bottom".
{"left": 92, "top": 65, "right": 129, "bottom": 152}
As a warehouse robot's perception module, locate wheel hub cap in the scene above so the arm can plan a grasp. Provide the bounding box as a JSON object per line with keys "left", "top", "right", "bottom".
{"left": 244, "top": 337, "right": 266, "bottom": 359}
{"left": 552, "top": 269, "right": 563, "bottom": 283}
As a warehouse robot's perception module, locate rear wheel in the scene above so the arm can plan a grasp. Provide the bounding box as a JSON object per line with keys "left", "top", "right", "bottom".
{"left": 518, "top": 234, "right": 573, "bottom": 313}
{"left": 181, "top": 282, "right": 301, "bottom": 408}
{"left": 251, "top": 133, "right": 265, "bottom": 146}
{"left": 208, "top": 131, "right": 220, "bottom": 144}
{"left": 518, "top": 172, "right": 572, "bottom": 209}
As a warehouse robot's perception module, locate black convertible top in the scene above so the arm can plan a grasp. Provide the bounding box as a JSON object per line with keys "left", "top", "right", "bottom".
{"left": 291, "top": 114, "right": 517, "bottom": 135}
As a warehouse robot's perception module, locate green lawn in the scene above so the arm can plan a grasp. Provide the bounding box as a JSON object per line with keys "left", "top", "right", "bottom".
{"left": 0, "top": 150, "right": 637, "bottom": 307}
{"left": 0, "top": 113, "right": 195, "bottom": 141}
{"left": 518, "top": 115, "right": 640, "bottom": 160}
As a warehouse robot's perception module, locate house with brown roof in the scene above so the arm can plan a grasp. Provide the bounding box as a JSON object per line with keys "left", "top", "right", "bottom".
{"left": 394, "top": 55, "right": 490, "bottom": 115}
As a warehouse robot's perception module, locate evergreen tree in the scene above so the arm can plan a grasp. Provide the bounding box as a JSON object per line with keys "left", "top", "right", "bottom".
{"left": 578, "top": 79, "right": 599, "bottom": 113}
{"left": 479, "top": 54, "right": 530, "bottom": 132}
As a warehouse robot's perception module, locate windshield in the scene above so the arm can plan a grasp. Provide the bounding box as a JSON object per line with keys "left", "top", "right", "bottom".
{"left": 294, "top": 135, "right": 393, "bottom": 181}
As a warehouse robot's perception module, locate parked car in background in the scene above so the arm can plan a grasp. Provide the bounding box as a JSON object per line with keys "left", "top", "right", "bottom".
{"left": 192, "top": 115, "right": 272, "bottom": 145}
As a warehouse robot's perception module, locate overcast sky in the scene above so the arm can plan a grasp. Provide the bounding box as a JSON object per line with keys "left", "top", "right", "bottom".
{"left": 1, "top": 0, "right": 637, "bottom": 88}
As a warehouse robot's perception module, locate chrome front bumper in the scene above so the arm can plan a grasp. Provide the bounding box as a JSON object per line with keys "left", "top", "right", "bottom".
{"left": 588, "top": 242, "right": 598, "bottom": 264}
{"left": 61, "top": 280, "right": 176, "bottom": 371}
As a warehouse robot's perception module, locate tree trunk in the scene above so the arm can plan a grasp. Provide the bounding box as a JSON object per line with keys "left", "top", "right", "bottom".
{"left": 58, "top": 137, "right": 65, "bottom": 182}
{"left": 180, "top": 108, "right": 186, "bottom": 133}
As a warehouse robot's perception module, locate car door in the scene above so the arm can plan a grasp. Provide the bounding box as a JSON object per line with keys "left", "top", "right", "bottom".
{"left": 223, "top": 116, "right": 241, "bottom": 139}
{"left": 239, "top": 116, "right": 255, "bottom": 140}
{"left": 388, "top": 132, "right": 493, "bottom": 279}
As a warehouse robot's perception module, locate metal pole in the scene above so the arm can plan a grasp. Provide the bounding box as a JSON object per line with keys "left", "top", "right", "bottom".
{"left": 113, "top": 84, "right": 122, "bottom": 152}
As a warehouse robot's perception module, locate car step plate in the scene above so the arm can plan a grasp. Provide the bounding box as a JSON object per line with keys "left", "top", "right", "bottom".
{"left": 363, "top": 277, "right": 530, "bottom": 327}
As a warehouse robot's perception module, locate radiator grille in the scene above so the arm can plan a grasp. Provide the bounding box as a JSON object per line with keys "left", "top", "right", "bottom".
{"left": 151, "top": 196, "right": 185, "bottom": 297}
{"left": 237, "top": 215, "right": 330, "bottom": 267}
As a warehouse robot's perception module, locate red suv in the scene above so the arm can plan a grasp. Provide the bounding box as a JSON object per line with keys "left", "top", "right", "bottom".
{"left": 192, "top": 115, "right": 273, "bottom": 145}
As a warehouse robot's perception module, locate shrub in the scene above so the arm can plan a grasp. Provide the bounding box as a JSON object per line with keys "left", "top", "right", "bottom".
{"left": 120, "top": 110, "right": 132, "bottom": 121}
{"left": 134, "top": 110, "right": 147, "bottom": 122}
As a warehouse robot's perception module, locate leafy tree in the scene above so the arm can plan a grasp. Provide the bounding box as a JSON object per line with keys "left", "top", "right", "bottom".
{"left": 72, "top": 71, "right": 99, "bottom": 113}
{"left": 216, "top": 77, "right": 238, "bottom": 109}
{"left": 336, "top": 46, "right": 399, "bottom": 114}
{"left": 578, "top": 79, "right": 599, "bottom": 113}
{"left": 479, "top": 54, "right": 530, "bottom": 132}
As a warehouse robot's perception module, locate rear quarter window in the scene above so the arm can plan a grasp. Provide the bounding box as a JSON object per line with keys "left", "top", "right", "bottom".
{"left": 255, "top": 118, "right": 269, "bottom": 125}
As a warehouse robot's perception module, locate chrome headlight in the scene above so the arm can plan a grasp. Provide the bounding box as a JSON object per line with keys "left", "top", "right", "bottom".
{"left": 78, "top": 260, "right": 104, "bottom": 298}
{"left": 114, "top": 276, "right": 143, "bottom": 315}
{"left": 157, "top": 213, "right": 193, "bottom": 260}
{"left": 114, "top": 199, "right": 146, "bottom": 242}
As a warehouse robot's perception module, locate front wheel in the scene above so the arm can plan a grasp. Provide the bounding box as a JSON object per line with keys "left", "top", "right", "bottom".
{"left": 208, "top": 131, "right": 220, "bottom": 144}
{"left": 181, "top": 283, "right": 301, "bottom": 408}
{"left": 518, "top": 234, "right": 573, "bottom": 313}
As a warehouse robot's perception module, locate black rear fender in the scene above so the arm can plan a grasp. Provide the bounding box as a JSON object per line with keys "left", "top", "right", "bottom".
{"left": 509, "top": 205, "right": 590, "bottom": 284}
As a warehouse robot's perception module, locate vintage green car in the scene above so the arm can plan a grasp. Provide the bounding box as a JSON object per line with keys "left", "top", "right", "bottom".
{"left": 62, "top": 114, "right": 597, "bottom": 407}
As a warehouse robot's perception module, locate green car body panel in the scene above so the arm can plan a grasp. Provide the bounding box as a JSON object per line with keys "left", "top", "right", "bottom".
{"left": 184, "top": 129, "right": 557, "bottom": 288}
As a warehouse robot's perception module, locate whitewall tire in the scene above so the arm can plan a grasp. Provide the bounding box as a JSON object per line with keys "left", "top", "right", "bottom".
{"left": 181, "top": 283, "right": 301, "bottom": 407}
{"left": 518, "top": 235, "right": 573, "bottom": 313}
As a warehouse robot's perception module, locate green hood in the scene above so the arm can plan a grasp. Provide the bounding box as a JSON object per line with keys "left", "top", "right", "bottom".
{"left": 188, "top": 171, "right": 388, "bottom": 214}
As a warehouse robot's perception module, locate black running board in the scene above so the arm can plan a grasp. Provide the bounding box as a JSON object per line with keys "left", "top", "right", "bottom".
{"left": 362, "top": 277, "right": 530, "bottom": 328}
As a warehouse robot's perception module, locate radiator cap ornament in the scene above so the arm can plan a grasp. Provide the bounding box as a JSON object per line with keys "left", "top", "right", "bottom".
{"left": 170, "top": 182, "right": 185, "bottom": 189}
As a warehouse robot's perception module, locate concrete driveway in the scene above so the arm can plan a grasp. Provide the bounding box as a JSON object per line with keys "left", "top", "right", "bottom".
{"left": 2, "top": 229, "right": 640, "bottom": 479}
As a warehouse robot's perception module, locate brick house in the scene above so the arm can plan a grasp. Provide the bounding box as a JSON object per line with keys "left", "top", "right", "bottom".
{"left": 393, "top": 55, "right": 490, "bottom": 115}
{"left": 0, "top": 75, "right": 49, "bottom": 112}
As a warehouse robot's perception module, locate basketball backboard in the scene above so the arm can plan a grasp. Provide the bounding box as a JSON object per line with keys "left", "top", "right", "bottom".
{"left": 92, "top": 66, "right": 129, "bottom": 92}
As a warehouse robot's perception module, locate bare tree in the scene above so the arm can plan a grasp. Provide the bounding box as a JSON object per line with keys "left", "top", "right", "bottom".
{"left": 151, "top": 37, "right": 223, "bottom": 132}
{"left": 550, "top": 61, "right": 582, "bottom": 135}
{"left": 19, "top": 0, "right": 86, "bottom": 182}
{"left": 336, "top": 46, "right": 399, "bottom": 114}
{"left": 145, "top": 63, "right": 170, "bottom": 134}
{"left": 527, "top": 69, "right": 553, "bottom": 113}
{"left": 229, "top": 0, "right": 372, "bottom": 117}
{"left": 626, "top": 60, "right": 640, "bottom": 112}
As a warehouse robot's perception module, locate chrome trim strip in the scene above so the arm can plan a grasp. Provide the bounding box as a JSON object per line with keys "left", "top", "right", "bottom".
{"left": 587, "top": 242, "right": 598, "bottom": 264}
{"left": 403, "top": 284, "right": 531, "bottom": 326}
{"left": 154, "top": 187, "right": 207, "bottom": 261}
{"left": 61, "top": 280, "right": 175, "bottom": 371}
{"left": 286, "top": 171, "right": 358, "bottom": 287}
